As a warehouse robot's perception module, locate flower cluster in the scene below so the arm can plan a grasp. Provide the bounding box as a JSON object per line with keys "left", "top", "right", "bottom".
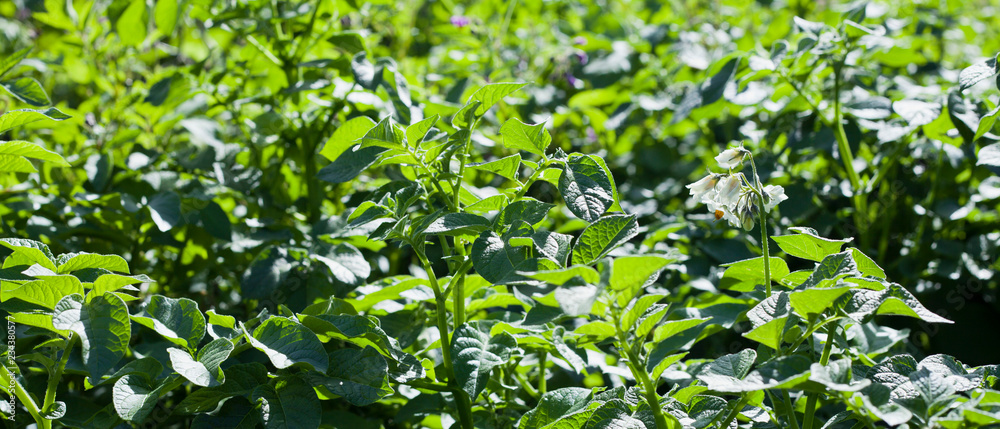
{"left": 686, "top": 145, "right": 787, "bottom": 231}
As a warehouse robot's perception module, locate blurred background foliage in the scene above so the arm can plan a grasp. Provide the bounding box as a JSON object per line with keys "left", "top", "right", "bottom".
{"left": 0, "top": 0, "right": 998, "bottom": 371}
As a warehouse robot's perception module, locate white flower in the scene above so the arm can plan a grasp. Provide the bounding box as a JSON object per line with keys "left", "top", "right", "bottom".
{"left": 708, "top": 199, "right": 740, "bottom": 227}
{"left": 762, "top": 185, "right": 788, "bottom": 212}
{"left": 715, "top": 147, "right": 749, "bottom": 169}
{"left": 686, "top": 173, "right": 722, "bottom": 204}
{"left": 714, "top": 173, "right": 743, "bottom": 207}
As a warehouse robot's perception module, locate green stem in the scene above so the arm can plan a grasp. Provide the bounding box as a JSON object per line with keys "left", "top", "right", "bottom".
{"left": 452, "top": 240, "right": 468, "bottom": 328}
{"left": 538, "top": 350, "right": 547, "bottom": 395}
{"left": 11, "top": 375, "right": 44, "bottom": 427}
{"left": 832, "top": 62, "right": 869, "bottom": 244}
{"left": 802, "top": 325, "right": 838, "bottom": 429}
{"left": 513, "top": 157, "right": 549, "bottom": 201}
{"left": 614, "top": 312, "right": 670, "bottom": 429}
{"left": 716, "top": 395, "right": 750, "bottom": 429}
{"left": 781, "top": 390, "right": 801, "bottom": 429}
{"left": 513, "top": 370, "right": 539, "bottom": 399}
{"left": 748, "top": 155, "right": 772, "bottom": 298}
{"left": 419, "top": 255, "right": 474, "bottom": 429}
{"left": 40, "top": 334, "right": 78, "bottom": 429}
{"left": 451, "top": 120, "right": 480, "bottom": 210}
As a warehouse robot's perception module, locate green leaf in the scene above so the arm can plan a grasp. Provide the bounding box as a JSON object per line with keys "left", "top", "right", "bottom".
{"left": 56, "top": 252, "right": 129, "bottom": 274}
{"left": 810, "top": 359, "right": 871, "bottom": 392}
{"left": 241, "top": 246, "right": 294, "bottom": 300}
{"left": 471, "top": 230, "right": 533, "bottom": 284}
{"left": 41, "top": 401, "right": 66, "bottom": 420}
{"left": 168, "top": 338, "right": 234, "bottom": 387}
{"left": 647, "top": 351, "right": 689, "bottom": 382}
{"left": 190, "top": 397, "right": 262, "bottom": 429}
{"left": 621, "top": 294, "right": 667, "bottom": 332}
{"left": 772, "top": 227, "right": 852, "bottom": 262}
{"left": 798, "top": 251, "right": 859, "bottom": 290}
{"left": 0, "top": 141, "right": 69, "bottom": 166}
{"left": 850, "top": 248, "right": 886, "bottom": 278}
{"left": 358, "top": 116, "right": 406, "bottom": 150}
{"left": 530, "top": 231, "right": 574, "bottom": 267}
{"left": 451, "top": 323, "right": 519, "bottom": 400}
{"left": 559, "top": 154, "right": 615, "bottom": 222}
{"left": 582, "top": 399, "right": 645, "bottom": 429}
{"left": 521, "top": 265, "right": 600, "bottom": 286}
{"left": 469, "top": 82, "right": 528, "bottom": 116}
{"left": 975, "top": 106, "right": 1000, "bottom": 141}
{"left": 610, "top": 255, "right": 674, "bottom": 291}
{"left": 495, "top": 199, "right": 554, "bottom": 227}
{"left": 0, "top": 47, "right": 30, "bottom": 78}
{"left": 317, "top": 145, "right": 386, "bottom": 183}
{"left": 518, "top": 387, "right": 596, "bottom": 429}
{"left": 467, "top": 153, "right": 522, "bottom": 181}
{"left": 423, "top": 213, "right": 492, "bottom": 236}
{"left": 978, "top": 143, "right": 1000, "bottom": 167}
{"left": 0, "top": 154, "right": 36, "bottom": 173}
{"left": 720, "top": 256, "right": 790, "bottom": 292}
{"left": 327, "top": 31, "right": 367, "bottom": 54}
{"left": 154, "top": 0, "right": 178, "bottom": 34}
{"left": 0, "top": 238, "right": 57, "bottom": 271}
{"left": 131, "top": 295, "right": 206, "bottom": 349}
{"left": 405, "top": 114, "right": 438, "bottom": 149}
{"left": 743, "top": 292, "right": 793, "bottom": 350}
{"left": 53, "top": 293, "right": 131, "bottom": 382}
{"left": 466, "top": 194, "right": 510, "bottom": 213}
{"left": 116, "top": 0, "right": 148, "bottom": 47}
{"left": 206, "top": 309, "right": 239, "bottom": 340}
{"left": 312, "top": 244, "right": 370, "bottom": 286}
{"left": 571, "top": 214, "right": 638, "bottom": 266}
{"left": 176, "top": 363, "right": 269, "bottom": 414}
{"left": 91, "top": 357, "right": 163, "bottom": 387}
{"left": 652, "top": 317, "right": 712, "bottom": 343}
{"left": 112, "top": 375, "right": 161, "bottom": 422}
{"left": 308, "top": 346, "right": 392, "bottom": 406}
{"left": 91, "top": 273, "right": 153, "bottom": 295}
{"left": 244, "top": 317, "right": 329, "bottom": 373}
{"left": 251, "top": 376, "right": 321, "bottom": 429}
{"left": 959, "top": 57, "right": 999, "bottom": 92}
{"left": 320, "top": 116, "right": 377, "bottom": 162}
{"left": 499, "top": 118, "right": 551, "bottom": 156}
{"left": 634, "top": 304, "right": 669, "bottom": 340}
{"left": 840, "top": 284, "right": 953, "bottom": 324}
{"left": 0, "top": 107, "right": 70, "bottom": 134}
{"left": 1, "top": 275, "right": 83, "bottom": 309}
{"left": 1, "top": 77, "right": 50, "bottom": 107}
{"left": 789, "top": 285, "right": 853, "bottom": 317}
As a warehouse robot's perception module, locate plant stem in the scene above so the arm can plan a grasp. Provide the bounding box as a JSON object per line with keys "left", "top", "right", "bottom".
{"left": 748, "top": 154, "right": 772, "bottom": 298}
{"left": 831, "top": 62, "right": 869, "bottom": 245}
{"left": 537, "top": 350, "right": 547, "bottom": 395}
{"left": 717, "top": 395, "right": 750, "bottom": 429}
{"left": 802, "top": 325, "right": 838, "bottom": 429}
{"left": 451, "top": 119, "right": 480, "bottom": 210}
{"left": 614, "top": 312, "right": 671, "bottom": 429}
{"left": 781, "top": 390, "right": 801, "bottom": 429}
{"left": 513, "top": 157, "right": 549, "bottom": 201}
{"left": 419, "top": 256, "right": 474, "bottom": 429}
{"left": 40, "top": 334, "right": 77, "bottom": 429}
{"left": 12, "top": 375, "right": 44, "bottom": 427}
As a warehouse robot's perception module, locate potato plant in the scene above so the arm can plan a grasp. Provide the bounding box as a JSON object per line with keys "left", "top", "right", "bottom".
{"left": 1, "top": 1, "right": 1000, "bottom": 428}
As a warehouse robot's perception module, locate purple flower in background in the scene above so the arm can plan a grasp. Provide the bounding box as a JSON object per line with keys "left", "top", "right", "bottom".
{"left": 451, "top": 15, "right": 471, "bottom": 28}
{"left": 565, "top": 72, "right": 578, "bottom": 86}
{"left": 573, "top": 36, "right": 587, "bottom": 45}
{"left": 573, "top": 50, "right": 588, "bottom": 65}
{"left": 587, "top": 127, "right": 598, "bottom": 143}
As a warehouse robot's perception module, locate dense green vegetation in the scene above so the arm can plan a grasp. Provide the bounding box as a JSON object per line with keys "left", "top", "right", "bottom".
{"left": 1, "top": 0, "right": 999, "bottom": 427}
